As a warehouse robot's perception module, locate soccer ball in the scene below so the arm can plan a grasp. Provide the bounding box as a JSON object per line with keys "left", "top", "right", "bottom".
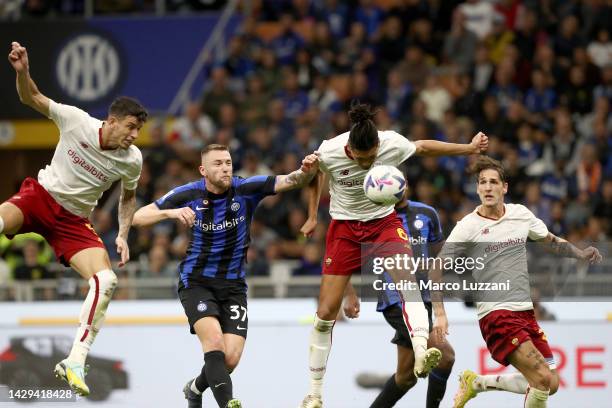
{"left": 363, "top": 165, "right": 406, "bottom": 205}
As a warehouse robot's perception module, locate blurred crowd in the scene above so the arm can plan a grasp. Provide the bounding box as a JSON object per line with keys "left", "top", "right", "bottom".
{"left": 0, "top": 0, "right": 228, "bottom": 19}
{"left": 1, "top": 0, "right": 611, "bottom": 297}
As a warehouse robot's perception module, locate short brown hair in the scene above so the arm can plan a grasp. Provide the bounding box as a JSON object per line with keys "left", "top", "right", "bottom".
{"left": 201, "top": 144, "right": 229, "bottom": 157}
{"left": 470, "top": 156, "right": 506, "bottom": 182}
{"left": 109, "top": 96, "right": 148, "bottom": 123}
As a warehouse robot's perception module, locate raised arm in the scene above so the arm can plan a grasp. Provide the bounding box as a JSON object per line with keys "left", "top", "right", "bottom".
{"left": 414, "top": 131, "right": 488, "bottom": 157}
{"left": 8, "top": 42, "right": 50, "bottom": 116}
{"left": 274, "top": 152, "right": 319, "bottom": 193}
{"left": 538, "top": 232, "right": 602, "bottom": 263}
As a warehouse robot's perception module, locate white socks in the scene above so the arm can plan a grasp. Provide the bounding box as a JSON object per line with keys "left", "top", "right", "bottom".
{"left": 400, "top": 300, "right": 430, "bottom": 340}
{"left": 411, "top": 334, "right": 428, "bottom": 361}
{"left": 308, "top": 314, "right": 335, "bottom": 397}
{"left": 68, "top": 269, "right": 117, "bottom": 365}
{"left": 525, "top": 386, "right": 549, "bottom": 407}
{"left": 473, "top": 373, "right": 529, "bottom": 394}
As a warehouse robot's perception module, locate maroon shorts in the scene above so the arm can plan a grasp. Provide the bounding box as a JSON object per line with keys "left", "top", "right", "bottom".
{"left": 6, "top": 177, "right": 105, "bottom": 266}
{"left": 479, "top": 309, "right": 556, "bottom": 368}
{"left": 322, "top": 211, "right": 412, "bottom": 275}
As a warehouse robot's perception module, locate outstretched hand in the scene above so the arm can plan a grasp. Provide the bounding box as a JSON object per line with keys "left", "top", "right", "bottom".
{"left": 8, "top": 42, "right": 29, "bottom": 72}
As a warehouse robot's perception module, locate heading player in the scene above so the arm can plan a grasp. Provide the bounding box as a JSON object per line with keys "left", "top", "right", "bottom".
{"left": 5, "top": 42, "right": 147, "bottom": 396}
{"left": 133, "top": 144, "right": 319, "bottom": 408}
{"left": 299, "top": 102, "right": 488, "bottom": 408}
{"left": 350, "top": 188, "right": 456, "bottom": 408}
{"left": 429, "top": 156, "right": 602, "bottom": 408}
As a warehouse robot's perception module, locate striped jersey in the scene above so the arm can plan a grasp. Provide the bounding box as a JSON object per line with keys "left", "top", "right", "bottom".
{"left": 155, "top": 176, "right": 276, "bottom": 286}
{"left": 377, "top": 200, "right": 443, "bottom": 311}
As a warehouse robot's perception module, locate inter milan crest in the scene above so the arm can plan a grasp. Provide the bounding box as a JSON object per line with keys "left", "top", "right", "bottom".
{"left": 414, "top": 219, "right": 424, "bottom": 230}
{"left": 231, "top": 202, "right": 240, "bottom": 212}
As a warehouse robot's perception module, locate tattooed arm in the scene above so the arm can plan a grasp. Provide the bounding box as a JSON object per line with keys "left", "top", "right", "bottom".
{"left": 115, "top": 188, "right": 137, "bottom": 267}
{"left": 274, "top": 152, "right": 319, "bottom": 192}
{"left": 539, "top": 233, "right": 602, "bottom": 263}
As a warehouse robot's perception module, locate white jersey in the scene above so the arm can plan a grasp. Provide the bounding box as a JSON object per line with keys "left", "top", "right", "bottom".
{"left": 38, "top": 100, "right": 143, "bottom": 218}
{"left": 318, "top": 130, "right": 416, "bottom": 221}
{"left": 442, "top": 203, "right": 549, "bottom": 319}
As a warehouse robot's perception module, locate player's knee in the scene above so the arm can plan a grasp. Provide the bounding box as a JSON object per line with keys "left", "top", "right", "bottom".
{"left": 549, "top": 372, "right": 560, "bottom": 395}
{"left": 313, "top": 314, "right": 335, "bottom": 333}
{"left": 315, "top": 304, "right": 339, "bottom": 323}
{"left": 95, "top": 269, "right": 118, "bottom": 294}
{"left": 533, "top": 368, "right": 553, "bottom": 391}
{"left": 395, "top": 370, "right": 417, "bottom": 389}
{"left": 225, "top": 351, "right": 241, "bottom": 371}
{"left": 205, "top": 335, "right": 225, "bottom": 352}
{"left": 438, "top": 345, "right": 455, "bottom": 370}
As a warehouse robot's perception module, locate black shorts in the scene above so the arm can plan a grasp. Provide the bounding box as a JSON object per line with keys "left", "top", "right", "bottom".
{"left": 382, "top": 302, "right": 433, "bottom": 348}
{"left": 178, "top": 276, "right": 248, "bottom": 338}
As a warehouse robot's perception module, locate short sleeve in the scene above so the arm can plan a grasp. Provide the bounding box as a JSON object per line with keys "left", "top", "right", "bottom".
{"left": 317, "top": 140, "right": 330, "bottom": 174}
{"left": 525, "top": 207, "right": 549, "bottom": 240}
{"left": 390, "top": 131, "right": 417, "bottom": 164}
{"left": 48, "top": 100, "right": 89, "bottom": 134}
{"left": 121, "top": 149, "right": 143, "bottom": 191}
{"left": 155, "top": 183, "right": 199, "bottom": 210}
{"left": 235, "top": 175, "right": 276, "bottom": 197}
{"left": 427, "top": 209, "right": 444, "bottom": 243}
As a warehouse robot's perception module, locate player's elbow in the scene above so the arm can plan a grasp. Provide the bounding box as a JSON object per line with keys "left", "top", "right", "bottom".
{"left": 131, "top": 210, "right": 147, "bottom": 227}
{"left": 413, "top": 141, "right": 429, "bottom": 156}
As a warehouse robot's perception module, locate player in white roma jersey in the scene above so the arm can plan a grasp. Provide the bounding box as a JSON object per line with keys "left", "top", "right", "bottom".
{"left": 4, "top": 42, "right": 147, "bottom": 396}
{"left": 298, "top": 103, "right": 489, "bottom": 408}
{"left": 429, "top": 156, "right": 601, "bottom": 408}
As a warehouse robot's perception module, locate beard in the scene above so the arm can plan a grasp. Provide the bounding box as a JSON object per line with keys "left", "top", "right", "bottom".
{"left": 209, "top": 175, "right": 231, "bottom": 190}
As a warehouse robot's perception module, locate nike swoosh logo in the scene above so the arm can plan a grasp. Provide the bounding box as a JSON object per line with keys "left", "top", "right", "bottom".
{"left": 195, "top": 206, "right": 206, "bottom": 211}
{"left": 214, "top": 383, "right": 226, "bottom": 388}
{"left": 237, "top": 326, "right": 247, "bottom": 330}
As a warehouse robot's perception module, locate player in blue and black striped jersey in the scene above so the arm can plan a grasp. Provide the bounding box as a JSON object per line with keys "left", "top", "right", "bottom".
{"left": 133, "top": 144, "right": 319, "bottom": 408}
{"left": 352, "top": 189, "right": 456, "bottom": 408}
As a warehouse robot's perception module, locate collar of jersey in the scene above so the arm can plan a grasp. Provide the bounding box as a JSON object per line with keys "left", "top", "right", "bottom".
{"left": 344, "top": 144, "right": 354, "bottom": 160}
{"left": 98, "top": 126, "right": 116, "bottom": 151}
{"left": 476, "top": 204, "right": 506, "bottom": 221}
{"left": 205, "top": 189, "right": 229, "bottom": 200}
